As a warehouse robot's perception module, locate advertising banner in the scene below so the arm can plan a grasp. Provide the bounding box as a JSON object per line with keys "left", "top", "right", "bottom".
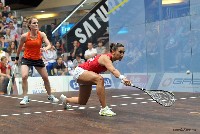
{"left": 118, "top": 73, "right": 155, "bottom": 89}
{"left": 15, "top": 76, "right": 68, "bottom": 95}
{"left": 65, "top": 0, "right": 109, "bottom": 57}
{"left": 68, "top": 74, "right": 115, "bottom": 91}
{"left": 158, "top": 73, "right": 200, "bottom": 92}
{"left": 15, "top": 74, "right": 114, "bottom": 94}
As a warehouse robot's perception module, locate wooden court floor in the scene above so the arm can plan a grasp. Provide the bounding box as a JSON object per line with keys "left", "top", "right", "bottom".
{"left": 0, "top": 89, "right": 199, "bottom": 134}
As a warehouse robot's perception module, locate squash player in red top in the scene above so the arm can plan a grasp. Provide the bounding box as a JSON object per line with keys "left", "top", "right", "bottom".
{"left": 15, "top": 17, "right": 59, "bottom": 105}
{"left": 60, "top": 43, "right": 131, "bottom": 116}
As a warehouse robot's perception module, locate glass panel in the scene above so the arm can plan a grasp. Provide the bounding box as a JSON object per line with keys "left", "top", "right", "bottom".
{"left": 109, "top": 0, "right": 200, "bottom": 93}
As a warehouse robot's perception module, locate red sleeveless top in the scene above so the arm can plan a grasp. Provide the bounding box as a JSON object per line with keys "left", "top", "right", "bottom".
{"left": 24, "top": 31, "right": 43, "bottom": 60}
{"left": 79, "top": 53, "right": 112, "bottom": 74}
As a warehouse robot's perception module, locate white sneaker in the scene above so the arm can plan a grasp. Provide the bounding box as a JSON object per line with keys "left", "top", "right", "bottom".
{"left": 99, "top": 106, "right": 116, "bottom": 116}
{"left": 20, "top": 96, "right": 30, "bottom": 105}
{"left": 60, "top": 94, "right": 71, "bottom": 109}
{"left": 48, "top": 95, "right": 59, "bottom": 103}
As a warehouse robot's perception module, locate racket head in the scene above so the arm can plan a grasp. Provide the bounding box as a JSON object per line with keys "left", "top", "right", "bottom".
{"left": 7, "top": 65, "right": 17, "bottom": 95}
{"left": 145, "top": 90, "right": 175, "bottom": 107}
{"left": 7, "top": 79, "right": 12, "bottom": 95}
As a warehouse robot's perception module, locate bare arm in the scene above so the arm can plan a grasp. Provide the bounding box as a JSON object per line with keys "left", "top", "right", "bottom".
{"left": 6, "top": 67, "right": 11, "bottom": 77}
{"left": 62, "top": 68, "right": 68, "bottom": 76}
{"left": 0, "top": 69, "right": 7, "bottom": 77}
{"left": 71, "top": 47, "right": 77, "bottom": 58}
{"left": 84, "top": 51, "right": 97, "bottom": 60}
{"left": 0, "top": 66, "right": 10, "bottom": 78}
{"left": 16, "top": 33, "right": 27, "bottom": 57}
{"left": 98, "top": 55, "right": 131, "bottom": 86}
{"left": 40, "top": 32, "right": 51, "bottom": 50}
{"left": 85, "top": 54, "right": 93, "bottom": 60}
{"left": 98, "top": 55, "right": 121, "bottom": 78}
{"left": 54, "top": 68, "right": 58, "bottom": 75}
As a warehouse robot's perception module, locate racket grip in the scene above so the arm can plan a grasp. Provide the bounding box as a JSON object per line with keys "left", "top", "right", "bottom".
{"left": 121, "top": 80, "right": 133, "bottom": 87}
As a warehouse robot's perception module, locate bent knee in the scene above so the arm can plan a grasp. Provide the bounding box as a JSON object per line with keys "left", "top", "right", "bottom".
{"left": 22, "top": 75, "right": 28, "bottom": 80}
{"left": 42, "top": 76, "right": 49, "bottom": 82}
{"left": 94, "top": 76, "right": 104, "bottom": 83}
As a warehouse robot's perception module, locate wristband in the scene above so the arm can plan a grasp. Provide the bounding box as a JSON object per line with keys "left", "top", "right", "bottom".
{"left": 119, "top": 75, "right": 126, "bottom": 80}
{"left": 15, "top": 57, "right": 19, "bottom": 60}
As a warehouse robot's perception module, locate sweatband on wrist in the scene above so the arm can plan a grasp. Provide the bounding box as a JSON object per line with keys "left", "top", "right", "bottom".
{"left": 119, "top": 75, "right": 126, "bottom": 80}
{"left": 15, "top": 57, "right": 19, "bottom": 60}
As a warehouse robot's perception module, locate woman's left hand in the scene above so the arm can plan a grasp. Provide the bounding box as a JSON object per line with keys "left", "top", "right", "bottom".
{"left": 40, "top": 47, "right": 48, "bottom": 52}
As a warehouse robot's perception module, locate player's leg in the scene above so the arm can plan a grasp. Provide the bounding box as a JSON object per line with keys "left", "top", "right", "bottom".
{"left": 64, "top": 85, "right": 92, "bottom": 105}
{"left": 78, "top": 71, "right": 107, "bottom": 108}
{"left": 61, "top": 70, "right": 106, "bottom": 107}
{"left": 0, "top": 76, "right": 4, "bottom": 94}
{"left": 21, "top": 65, "right": 29, "bottom": 95}
{"left": 20, "top": 65, "right": 30, "bottom": 105}
{"left": 35, "top": 66, "right": 51, "bottom": 95}
{"left": 35, "top": 66, "right": 59, "bottom": 103}
{"left": 0, "top": 76, "right": 7, "bottom": 94}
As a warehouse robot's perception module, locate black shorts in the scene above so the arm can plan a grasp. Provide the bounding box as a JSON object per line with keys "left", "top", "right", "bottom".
{"left": 21, "top": 57, "right": 45, "bottom": 67}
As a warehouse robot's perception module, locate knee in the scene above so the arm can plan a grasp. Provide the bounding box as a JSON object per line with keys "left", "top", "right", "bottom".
{"left": 42, "top": 76, "right": 49, "bottom": 82}
{"left": 95, "top": 76, "right": 104, "bottom": 84}
{"left": 22, "top": 75, "right": 28, "bottom": 81}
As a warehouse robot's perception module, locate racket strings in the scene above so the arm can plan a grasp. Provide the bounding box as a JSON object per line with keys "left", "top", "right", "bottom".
{"left": 147, "top": 91, "right": 175, "bottom": 107}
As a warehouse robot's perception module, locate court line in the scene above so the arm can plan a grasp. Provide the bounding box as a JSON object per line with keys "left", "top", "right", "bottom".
{"left": 0, "top": 94, "right": 199, "bottom": 117}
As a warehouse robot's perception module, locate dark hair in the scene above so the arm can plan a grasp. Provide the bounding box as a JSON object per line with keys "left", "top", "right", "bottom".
{"left": 75, "top": 54, "right": 81, "bottom": 57}
{"left": 110, "top": 43, "right": 124, "bottom": 52}
{"left": 57, "top": 56, "right": 63, "bottom": 60}
{"left": 98, "top": 40, "right": 103, "bottom": 44}
{"left": 87, "top": 41, "right": 93, "bottom": 44}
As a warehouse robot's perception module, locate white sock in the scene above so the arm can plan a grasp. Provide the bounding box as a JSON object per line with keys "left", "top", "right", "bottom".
{"left": 24, "top": 96, "right": 28, "bottom": 98}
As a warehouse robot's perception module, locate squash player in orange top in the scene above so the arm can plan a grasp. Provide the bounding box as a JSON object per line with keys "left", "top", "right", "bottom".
{"left": 15, "top": 17, "right": 59, "bottom": 105}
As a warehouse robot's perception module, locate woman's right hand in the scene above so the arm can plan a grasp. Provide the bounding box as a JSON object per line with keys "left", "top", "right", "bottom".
{"left": 122, "top": 78, "right": 132, "bottom": 86}
{"left": 6, "top": 74, "right": 11, "bottom": 79}
{"left": 15, "top": 60, "right": 18, "bottom": 64}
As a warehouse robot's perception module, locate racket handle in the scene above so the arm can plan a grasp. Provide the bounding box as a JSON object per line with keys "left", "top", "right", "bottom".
{"left": 121, "top": 80, "right": 135, "bottom": 87}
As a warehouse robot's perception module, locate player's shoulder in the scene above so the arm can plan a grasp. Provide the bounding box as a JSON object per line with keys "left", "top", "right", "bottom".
{"left": 21, "top": 32, "right": 28, "bottom": 40}
{"left": 21, "top": 32, "right": 28, "bottom": 37}
{"left": 99, "top": 54, "right": 111, "bottom": 60}
{"left": 38, "top": 31, "right": 46, "bottom": 36}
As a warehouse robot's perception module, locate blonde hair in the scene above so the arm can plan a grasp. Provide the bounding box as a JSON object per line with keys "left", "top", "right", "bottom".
{"left": 1, "top": 56, "right": 6, "bottom": 61}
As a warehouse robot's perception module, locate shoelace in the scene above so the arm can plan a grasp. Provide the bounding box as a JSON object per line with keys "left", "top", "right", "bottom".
{"left": 23, "top": 98, "right": 29, "bottom": 102}
{"left": 48, "top": 96, "right": 54, "bottom": 101}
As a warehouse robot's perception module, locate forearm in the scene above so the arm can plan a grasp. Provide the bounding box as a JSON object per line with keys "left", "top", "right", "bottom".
{"left": 72, "top": 50, "right": 76, "bottom": 57}
{"left": 85, "top": 54, "right": 93, "bottom": 59}
{"left": 45, "top": 44, "right": 51, "bottom": 50}
{"left": 16, "top": 45, "right": 23, "bottom": 57}
{"left": 64, "top": 68, "right": 68, "bottom": 73}
{"left": 106, "top": 65, "right": 125, "bottom": 79}
{"left": 110, "top": 68, "right": 121, "bottom": 78}
{"left": 84, "top": 55, "right": 89, "bottom": 59}
{"left": 0, "top": 73, "right": 7, "bottom": 77}
{"left": 54, "top": 69, "right": 58, "bottom": 75}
